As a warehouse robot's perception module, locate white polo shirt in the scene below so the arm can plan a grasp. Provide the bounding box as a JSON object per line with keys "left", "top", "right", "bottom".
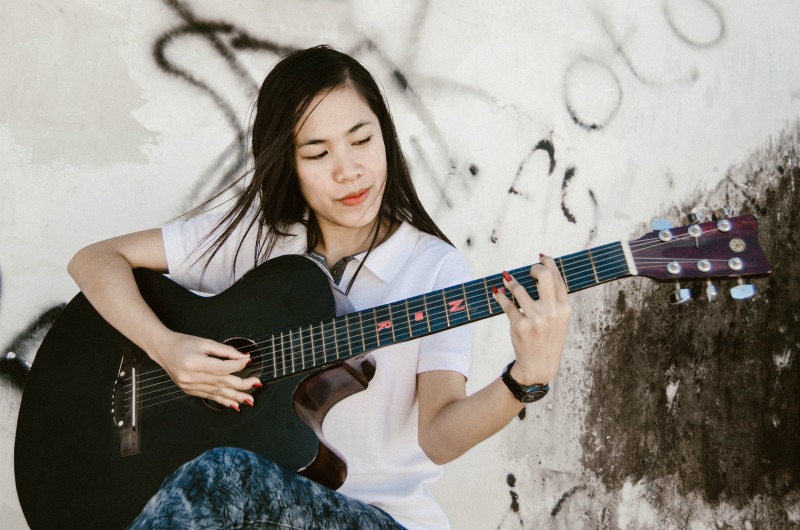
{"left": 162, "top": 211, "right": 474, "bottom": 530}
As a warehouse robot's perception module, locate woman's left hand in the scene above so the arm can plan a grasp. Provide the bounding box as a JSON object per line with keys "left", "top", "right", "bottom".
{"left": 492, "top": 254, "right": 571, "bottom": 384}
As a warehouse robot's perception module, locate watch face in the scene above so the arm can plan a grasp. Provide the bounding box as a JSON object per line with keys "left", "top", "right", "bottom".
{"left": 521, "top": 389, "right": 548, "bottom": 403}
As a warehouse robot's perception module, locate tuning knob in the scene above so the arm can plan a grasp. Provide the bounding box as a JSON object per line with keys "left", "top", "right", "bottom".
{"left": 686, "top": 212, "right": 703, "bottom": 225}
{"left": 730, "top": 281, "right": 757, "bottom": 301}
{"left": 669, "top": 284, "right": 692, "bottom": 304}
{"left": 712, "top": 208, "right": 732, "bottom": 221}
{"left": 705, "top": 282, "right": 718, "bottom": 302}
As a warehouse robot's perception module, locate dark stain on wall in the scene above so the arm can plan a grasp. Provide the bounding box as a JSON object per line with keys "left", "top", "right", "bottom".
{"left": 581, "top": 133, "right": 799, "bottom": 524}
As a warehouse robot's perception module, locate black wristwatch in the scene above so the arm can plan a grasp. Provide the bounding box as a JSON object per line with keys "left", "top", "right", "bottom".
{"left": 501, "top": 361, "right": 549, "bottom": 403}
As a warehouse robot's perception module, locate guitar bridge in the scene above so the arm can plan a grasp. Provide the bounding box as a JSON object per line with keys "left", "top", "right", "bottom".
{"left": 112, "top": 344, "right": 143, "bottom": 456}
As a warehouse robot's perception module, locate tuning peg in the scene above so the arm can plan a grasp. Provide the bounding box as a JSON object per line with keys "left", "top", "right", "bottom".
{"left": 651, "top": 219, "right": 673, "bottom": 231}
{"left": 669, "top": 284, "right": 692, "bottom": 305}
{"left": 705, "top": 282, "right": 718, "bottom": 302}
{"left": 686, "top": 212, "right": 703, "bottom": 225}
{"left": 730, "top": 280, "right": 757, "bottom": 301}
{"left": 711, "top": 208, "right": 732, "bottom": 221}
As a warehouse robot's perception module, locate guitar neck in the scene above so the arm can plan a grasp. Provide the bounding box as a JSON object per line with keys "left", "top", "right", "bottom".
{"left": 256, "top": 241, "right": 634, "bottom": 382}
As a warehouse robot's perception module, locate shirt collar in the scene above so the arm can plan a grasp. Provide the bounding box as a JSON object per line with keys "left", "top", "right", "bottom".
{"left": 351, "top": 221, "right": 419, "bottom": 284}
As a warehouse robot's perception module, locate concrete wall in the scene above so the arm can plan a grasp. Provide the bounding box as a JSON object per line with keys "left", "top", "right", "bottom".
{"left": 1, "top": 1, "right": 798, "bottom": 528}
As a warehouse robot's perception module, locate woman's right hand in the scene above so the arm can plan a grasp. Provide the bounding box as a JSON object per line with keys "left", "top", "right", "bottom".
{"left": 150, "top": 332, "right": 263, "bottom": 411}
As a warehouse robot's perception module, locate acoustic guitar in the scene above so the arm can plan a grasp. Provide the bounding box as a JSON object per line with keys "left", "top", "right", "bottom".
{"left": 14, "top": 212, "right": 770, "bottom": 529}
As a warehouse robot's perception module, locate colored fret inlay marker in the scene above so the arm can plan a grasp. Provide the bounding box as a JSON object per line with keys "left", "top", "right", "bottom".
{"left": 448, "top": 299, "right": 465, "bottom": 313}
{"left": 377, "top": 321, "right": 392, "bottom": 331}
{"left": 414, "top": 312, "right": 425, "bottom": 321}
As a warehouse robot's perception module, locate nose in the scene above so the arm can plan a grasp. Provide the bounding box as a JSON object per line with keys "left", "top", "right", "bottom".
{"left": 333, "top": 149, "right": 362, "bottom": 183}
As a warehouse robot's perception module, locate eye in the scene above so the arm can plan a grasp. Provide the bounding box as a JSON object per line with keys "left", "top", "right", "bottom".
{"left": 354, "top": 135, "right": 372, "bottom": 146}
{"left": 305, "top": 151, "right": 328, "bottom": 160}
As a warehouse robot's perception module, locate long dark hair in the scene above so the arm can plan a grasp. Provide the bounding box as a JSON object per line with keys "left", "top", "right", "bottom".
{"left": 198, "top": 45, "right": 451, "bottom": 284}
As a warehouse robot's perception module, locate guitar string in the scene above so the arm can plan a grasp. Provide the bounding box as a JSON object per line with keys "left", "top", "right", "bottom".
{"left": 126, "top": 228, "right": 724, "bottom": 406}
{"left": 128, "top": 226, "right": 736, "bottom": 408}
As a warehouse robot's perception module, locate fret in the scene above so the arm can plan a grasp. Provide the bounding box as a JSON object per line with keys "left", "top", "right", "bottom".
{"left": 373, "top": 305, "right": 393, "bottom": 347}
{"left": 461, "top": 283, "right": 472, "bottom": 320}
{"left": 332, "top": 318, "right": 339, "bottom": 360}
{"left": 586, "top": 249, "right": 600, "bottom": 285}
{"left": 392, "top": 300, "right": 411, "bottom": 342}
{"left": 309, "top": 323, "right": 315, "bottom": 368}
{"left": 425, "top": 290, "right": 447, "bottom": 332}
{"left": 290, "top": 328, "right": 297, "bottom": 374}
{"left": 388, "top": 305, "right": 397, "bottom": 343}
{"left": 342, "top": 315, "right": 353, "bottom": 357}
{"left": 423, "top": 294, "right": 432, "bottom": 333}
{"left": 280, "top": 331, "right": 287, "bottom": 376}
{"left": 594, "top": 242, "right": 628, "bottom": 283}
{"left": 443, "top": 285, "right": 470, "bottom": 328}
{"left": 356, "top": 312, "right": 367, "bottom": 353}
{"left": 556, "top": 257, "right": 571, "bottom": 292}
{"left": 270, "top": 334, "right": 277, "bottom": 377}
{"left": 323, "top": 320, "right": 336, "bottom": 364}
{"left": 560, "top": 251, "right": 595, "bottom": 292}
{"left": 361, "top": 309, "right": 378, "bottom": 352}
{"left": 407, "top": 295, "right": 427, "bottom": 338}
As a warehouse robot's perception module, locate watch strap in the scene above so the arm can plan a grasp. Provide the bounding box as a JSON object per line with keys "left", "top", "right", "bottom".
{"left": 501, "top": 360, "right": 549, "bottom": 403}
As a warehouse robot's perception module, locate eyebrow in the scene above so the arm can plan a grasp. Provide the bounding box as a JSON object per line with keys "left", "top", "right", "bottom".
{"left": 297, "top": 121, "right": 372, "bottom": 147}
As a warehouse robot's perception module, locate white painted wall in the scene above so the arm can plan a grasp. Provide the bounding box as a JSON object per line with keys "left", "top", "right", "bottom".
{"left": 2, "top": 1, "right": 799, "bottom": 528}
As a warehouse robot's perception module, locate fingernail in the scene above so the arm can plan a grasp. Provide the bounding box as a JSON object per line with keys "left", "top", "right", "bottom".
{"left": 229, "top": 404, "right": 240, "bottom": 412}
{"left": 243, "top": 398, "right": 254, "bottom": 407}
{"left": 252, "top": 381, "right": 263, "bottom": 389}
{"left": 502, "top": 271, "right": 513, "bottom": 283}
{"left": 539, "top": 253, "right": 545, "bottom": 258}
{"left": 247, "top": 359, "right": 253, "bottom": 365}
{"left": 491, "top": 286, "right": 499, "bottom": 295}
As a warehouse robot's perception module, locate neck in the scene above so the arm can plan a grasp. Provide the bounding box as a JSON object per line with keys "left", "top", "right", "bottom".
{"left": 315, "top": 216, "right": 391, "bottom": 265}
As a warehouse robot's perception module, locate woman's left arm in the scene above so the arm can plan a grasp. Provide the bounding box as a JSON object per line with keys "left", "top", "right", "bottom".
{"left": 417, "top": 255, "right": 571, "bottom": 465}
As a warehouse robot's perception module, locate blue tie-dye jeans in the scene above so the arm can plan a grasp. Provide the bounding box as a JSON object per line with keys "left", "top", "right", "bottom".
{"left": 127, "top": 447, "right": 405, "bottom": 530}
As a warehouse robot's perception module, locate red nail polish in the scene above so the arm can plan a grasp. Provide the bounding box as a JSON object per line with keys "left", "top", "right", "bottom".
{"left": 491, "top": 286, "right": 499, "bottom": 295}
{"left": 502, "top": 271, "right": 513, "bottom": 282}
{"left": 244, "top": 398, "right": 254, "bottom": 407}
{"left": 229, "top": 404, "right": 240, "bottom": 412}
{"left": 252, "top": 381, "right": 263, "bottom": 389}
{"left": 539, "top": 253, "right": 545, "bottom": 258}
{"left": 247, "top": 358, "right": 253, "bottom": 365}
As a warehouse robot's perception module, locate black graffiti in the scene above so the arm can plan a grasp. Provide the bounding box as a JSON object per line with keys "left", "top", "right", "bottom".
{"left": 663, "top": 0, "right": 725, "bottom": 49}
{"left": 561, "top": 166, "right": 578, "bottom": 224}
{"left": 550, "top": 485, "right": 585, "bottom": 516}
{"left": 564, "top": 2, "right": 725, "bottom": 131}
{"left": 0, "top": 304, "right": 65, "bottom": 386}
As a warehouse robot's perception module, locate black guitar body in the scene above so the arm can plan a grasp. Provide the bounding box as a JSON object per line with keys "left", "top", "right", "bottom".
{"left": 15, "top": 255, "right": 370, "bottom": 530}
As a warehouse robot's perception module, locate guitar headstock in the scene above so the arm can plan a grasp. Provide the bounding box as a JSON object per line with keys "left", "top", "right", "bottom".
{"left": 628, "top": 211, "right": 771, "bottom": 301}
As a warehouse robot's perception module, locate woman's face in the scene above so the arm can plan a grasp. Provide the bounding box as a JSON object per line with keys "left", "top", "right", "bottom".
{"left": 293, "top": 86, "right": 387, "bottom": 243}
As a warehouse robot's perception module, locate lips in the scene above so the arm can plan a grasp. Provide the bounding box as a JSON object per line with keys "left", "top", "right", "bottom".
{"left": 338, "top": 187, "right": 370, "bottom": 206}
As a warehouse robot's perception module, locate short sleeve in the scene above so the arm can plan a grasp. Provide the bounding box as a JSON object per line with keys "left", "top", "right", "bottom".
{"left": 416, "top": 250, "right": 474, "bottom": 378}
{"left": 161, "top": 210, "right": 258, "bottom": 294}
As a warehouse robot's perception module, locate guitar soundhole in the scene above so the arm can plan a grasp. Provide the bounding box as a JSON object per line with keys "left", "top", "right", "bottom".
{"left": 202, "top": 337, "right": 262, "bottom": 411}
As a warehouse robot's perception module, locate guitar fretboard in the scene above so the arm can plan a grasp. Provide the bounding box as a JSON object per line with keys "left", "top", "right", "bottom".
{"left": 256, "top": 241, "right": 631, "bottom": 381}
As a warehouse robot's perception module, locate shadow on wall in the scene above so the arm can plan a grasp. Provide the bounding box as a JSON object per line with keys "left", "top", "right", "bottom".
{"left": 582, "top": 122, "right": 800, "bottom": 526}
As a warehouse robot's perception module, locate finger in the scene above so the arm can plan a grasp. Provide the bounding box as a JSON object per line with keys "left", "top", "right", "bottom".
{"left": 492, "top": 283, "right": 523, "bottom": 325}
{"left": 538, "top": 254, "right": 568, "bottom": 302}
{"left": 202, "top": 339, "right": 250, "bottom": 361}
{"left": 502, "top": 269, "right": 538, "bottom": 315}
{"left": 528, "top": 264, "right": 557, "bottom": 309}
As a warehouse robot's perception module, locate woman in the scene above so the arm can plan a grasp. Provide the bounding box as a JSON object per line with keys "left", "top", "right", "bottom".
{"left": 68, "top": 45, "right": 571, "bottom": 530}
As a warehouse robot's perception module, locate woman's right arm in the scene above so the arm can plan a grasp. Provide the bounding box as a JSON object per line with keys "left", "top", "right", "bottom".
{"left": 67, "top": 229, "right": 259, "bottom": 410}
